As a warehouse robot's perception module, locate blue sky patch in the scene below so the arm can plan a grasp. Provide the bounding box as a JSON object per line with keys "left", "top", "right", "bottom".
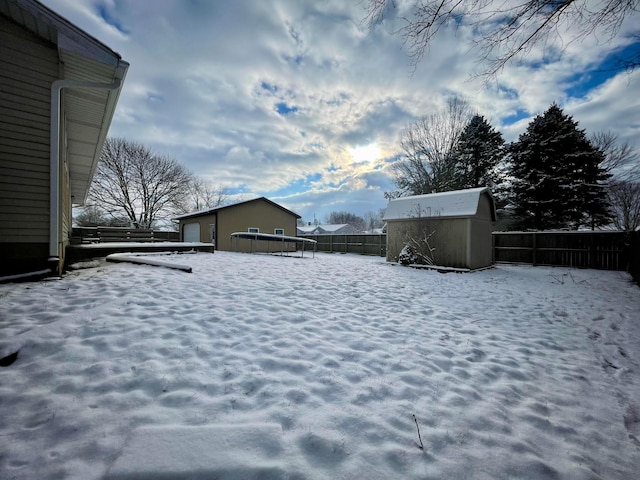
{"left": 227, "top": 185, "right": 250, "bottom": 196}
{"left": 503, "top": 109, "right": 530, "bottom": 125}
{"left": 566, "top": 41, "right": 640, "bottom": 99}
{"left": 96, "top": 3, "right": 128, "bottom": 34}
{"left": 268, "top": 173, "right": 322, "bottom": 197}
{"left": 260, "top": 82, "right": 278, "bottom": 94}
{"left": 283, "top": 54, "right": 305, "bottom": 66}
{"left": 276, "top": 102, "right": 298, "bottom": 115}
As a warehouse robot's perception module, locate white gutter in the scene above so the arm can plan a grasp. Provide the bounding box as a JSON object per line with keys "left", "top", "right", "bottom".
{"left": 49, "top": 77, "right": 124, "bottom": 270}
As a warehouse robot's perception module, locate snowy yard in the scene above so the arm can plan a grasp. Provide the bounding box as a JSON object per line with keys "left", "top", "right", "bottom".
{"left": 1, "top": 251, "right": 639, "bottom": 479}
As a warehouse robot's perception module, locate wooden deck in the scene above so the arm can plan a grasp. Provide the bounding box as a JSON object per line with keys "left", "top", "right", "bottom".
{"left": 66, "top": 242, "right": 214, "bottom": 267}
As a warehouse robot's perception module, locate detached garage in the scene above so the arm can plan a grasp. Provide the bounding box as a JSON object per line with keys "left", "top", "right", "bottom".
{"left": 174, "top": 197, "right": 300, "bottom": 253}
{"left": 383, "top": 187, "right": 496, "bottom": 270}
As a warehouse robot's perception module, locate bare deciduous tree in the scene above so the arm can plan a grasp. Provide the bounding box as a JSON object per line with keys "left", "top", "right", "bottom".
{"left": 608, "top": 180, "right": 640, "bottom": 231}
{"left": 591, "top": 131, "right": 640, "bottom": 182}
{"left": 590, "top": 132, "right": 640, "bottom": 230}
{"left": 325, "top": 211, "right": 367, "bottom": 232}
{"left": 388, "top": 96, "right": 473, "bottom": 198}
{"left": 89, "top": 138, "right": 193, "bottom": 228}
{"left": 365, "top": 0, "right": 639, "bottom": 76}
{"left": 74, "top": 205, "right": 129, "bottom": 227}
{"left": 185, "top": 178, "right": 229, "bottom": 212}
{"left": 363, "top": 209, "right": 386, "bottom": 232}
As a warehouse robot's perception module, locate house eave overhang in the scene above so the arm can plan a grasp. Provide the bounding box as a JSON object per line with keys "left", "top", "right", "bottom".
{"left": 63, "top": 55, "right": 129, "bottom": 204}
{"left": 0, "top": 0, "right": 129, "bottom": 205}
{"left": 0, "top": 0, "right": 123, "bottom": 65}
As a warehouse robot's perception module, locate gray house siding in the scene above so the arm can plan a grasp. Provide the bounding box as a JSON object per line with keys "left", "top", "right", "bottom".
{"left": 0, "top": 15, "right": 59, "bottom": 272}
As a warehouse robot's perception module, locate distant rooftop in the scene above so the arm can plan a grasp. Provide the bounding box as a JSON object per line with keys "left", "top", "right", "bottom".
{"left": 297, "top": 224, "right": 350, "bottom": 233}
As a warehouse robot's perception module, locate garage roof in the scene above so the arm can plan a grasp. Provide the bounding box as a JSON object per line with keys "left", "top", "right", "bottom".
{"left": 174, "top": 197, "right": 301, "bottom": 221}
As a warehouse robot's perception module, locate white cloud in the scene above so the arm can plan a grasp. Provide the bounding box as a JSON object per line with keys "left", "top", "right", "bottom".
{"left": 567, "top": 69, "right": 640, "bottom": 144}
{"left": 42, "top": 0, "right": 640, "bottom": 223}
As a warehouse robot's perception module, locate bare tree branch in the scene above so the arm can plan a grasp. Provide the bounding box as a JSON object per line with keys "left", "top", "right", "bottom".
{"left": 591, "top": 131, "right": 640, "bottom": 182}
{"left": 365, "top": 0, "right": 640, "bottom": 76}
{"left": 389, "top": 96, "right": 474, "bottom": 196}
{"left": 184, "top": 179, "right": 229, "bottom": 212}
{"left": 608, "top": 180, "right": 640, "bottom": 230}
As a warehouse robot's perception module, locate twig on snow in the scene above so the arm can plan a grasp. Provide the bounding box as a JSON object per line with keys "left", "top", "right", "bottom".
{"left": 412, "top": 414, "right": 424, "bottom": 450}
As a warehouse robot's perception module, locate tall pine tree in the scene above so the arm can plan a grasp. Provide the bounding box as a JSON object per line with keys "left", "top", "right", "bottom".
{"left": 509, "top": 104, "right": 611, "bottom": 230}
{"left": 451, "top": 114, "right": 505, "bottom": 191}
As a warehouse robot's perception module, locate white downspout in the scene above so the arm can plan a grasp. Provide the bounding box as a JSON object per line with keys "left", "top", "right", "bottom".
{"left": 49, "top": 78, "right": 123, "bottom": 272}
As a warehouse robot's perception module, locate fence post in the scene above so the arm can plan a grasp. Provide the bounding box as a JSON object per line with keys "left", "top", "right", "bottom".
{"left": 491, "top": 232, "right": 496, "bottom": 263}
{"left": 532, "top": 232, "right": 536, "bottom": 266}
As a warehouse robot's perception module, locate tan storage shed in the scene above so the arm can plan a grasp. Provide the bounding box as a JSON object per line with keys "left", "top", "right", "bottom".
{"left": 174, "top": 197, "right": 300, "bottom": 253}
{"left": 383, "top": 187, "right": 496, "bottom": 270}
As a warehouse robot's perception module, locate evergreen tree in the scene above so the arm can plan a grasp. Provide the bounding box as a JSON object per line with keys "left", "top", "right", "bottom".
{"left": 509, "top": 104, "right": 611, "bottom": 230}
{"left": 579, "top": 148, "right": 612, "bottom": 230}
{"left": 451, "top": 114, "right": 505, "bottom": 191}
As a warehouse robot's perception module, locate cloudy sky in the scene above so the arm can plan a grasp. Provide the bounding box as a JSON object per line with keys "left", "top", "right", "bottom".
{"left": 43, "top": 0, "right": 640, "bottom": 223}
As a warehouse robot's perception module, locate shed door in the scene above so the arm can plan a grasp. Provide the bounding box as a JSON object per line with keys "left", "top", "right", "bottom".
{"left": 184, "top": 223, "right": 200, "bottom": 242}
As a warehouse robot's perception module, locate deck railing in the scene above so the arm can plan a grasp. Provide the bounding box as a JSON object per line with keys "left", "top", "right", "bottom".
{"left": 71, "top": 227, "right": 179, "bottom": 244}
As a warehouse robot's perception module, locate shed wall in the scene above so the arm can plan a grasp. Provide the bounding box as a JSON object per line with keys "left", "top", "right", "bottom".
{"left": 217, "top": 201, "right": 297, "bottom": 252}
{"left": 476, "top": 194, "right": 494, "bottom": 220}
{"left": 0, "top": 15, "right": 59, "bottom": 273}
{"left": 386, "top": 218, "right": 470, "bottom": 268}
{"left": 469, "top": 218, "right": 494, "bottom": 269}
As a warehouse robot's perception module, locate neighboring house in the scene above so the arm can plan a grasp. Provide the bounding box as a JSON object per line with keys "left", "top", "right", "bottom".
{"left": 383, "top": 187, "right": 496, "bottom": 270}
{"left": 174, "top": 197, "right": 300, "bottom": 252}
{"left": 296, "top": 224, "right": 358, "bottom": 235}
{"left": 0, "top": 0, "right": 129, "bottom": 276}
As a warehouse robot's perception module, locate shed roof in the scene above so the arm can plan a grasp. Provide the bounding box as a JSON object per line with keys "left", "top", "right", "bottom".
{"left": 0, "top": 0, "right": 129, "bottom": 204}
{"left": 383, "top": 187, "right": 495, "bottom": 221}
{"left": 174, "top": 197, "right": 301, "bottom": 221}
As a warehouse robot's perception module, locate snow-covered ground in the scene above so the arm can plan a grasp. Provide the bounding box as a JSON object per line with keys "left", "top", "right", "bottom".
{"left": 1, "top": 251, "right": 639, "bottom": 479}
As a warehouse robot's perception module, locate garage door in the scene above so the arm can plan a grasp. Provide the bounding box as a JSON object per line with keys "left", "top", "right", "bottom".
{"left": 183, "top": 223, "right": 200, "bottom": 243}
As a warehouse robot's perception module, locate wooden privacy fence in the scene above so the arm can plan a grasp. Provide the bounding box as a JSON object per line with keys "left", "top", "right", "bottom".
{"left": 492, "top": 231, "right": 634, "bottom": 271}
{"left": 304, "top": 231, "right": 639, "bottom": 284}
{"left": 71, "top": 227, "right": 179, "bottom": 244}
{"left": 300, "top": 234, "right": 386, "bottom": 256}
